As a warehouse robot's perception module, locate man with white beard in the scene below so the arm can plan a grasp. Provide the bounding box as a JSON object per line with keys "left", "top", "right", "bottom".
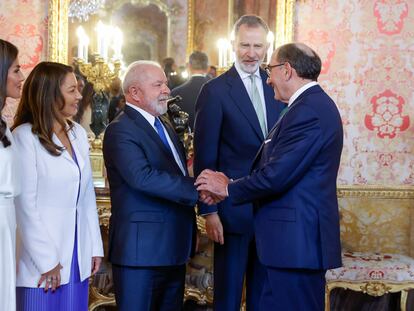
{"left": 103, "top": 61, "right": 198, "bottom": 311}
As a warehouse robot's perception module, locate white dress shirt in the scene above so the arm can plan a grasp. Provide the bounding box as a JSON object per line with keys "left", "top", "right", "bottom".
{"left": 126, "top": 103, "right": 186, "bottom": 175}
{"left": 288, "top": 81, "right": 319, "bottom": 107}
{"left": 234, "top": 61, "right": 268, "bottom": 129}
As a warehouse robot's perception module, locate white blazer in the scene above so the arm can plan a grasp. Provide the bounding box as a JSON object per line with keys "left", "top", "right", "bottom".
{"left": 13, "top": 122, "right": 104, "bottom": 287}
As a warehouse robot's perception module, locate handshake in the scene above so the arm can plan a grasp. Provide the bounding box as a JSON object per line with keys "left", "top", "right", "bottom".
{"left": 194, "top": 169, "right": 230, "bottom": 205}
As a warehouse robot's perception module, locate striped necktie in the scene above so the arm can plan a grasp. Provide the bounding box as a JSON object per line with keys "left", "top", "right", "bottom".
{"left": 249, "top": 74, "right": 267, "bottom": 137}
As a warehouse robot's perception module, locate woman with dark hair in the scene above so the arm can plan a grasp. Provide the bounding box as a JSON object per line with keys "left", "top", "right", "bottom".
{"left": 0, "top": 38, "right": 24, "bottom": 311}
{"left": 13, "top": 62, "right": 103, "bottom": 311}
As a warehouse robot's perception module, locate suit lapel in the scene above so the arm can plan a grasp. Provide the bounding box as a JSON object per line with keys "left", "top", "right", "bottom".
{"left": 52, "top": 130, "right": 81, "bottom": 169}
{"left": 250, "top": 84, "right": 324, "bottom": 171}
{"left": 125, "top": 106, "right": 186, "bottom": 175}
{"left": 125, "top": 106, "right": 174, "bottom": 160}
{"left": 160, "top": 116, "right": 188, "bottom": 175}
{"left": 68, "top": 127, "right": 85, "bottom": 171}
{"left": 227, "top": 66, "right": 264, "bottom": 141}
{"left": 260, "top": 69, "right": 280, "bottom": 132}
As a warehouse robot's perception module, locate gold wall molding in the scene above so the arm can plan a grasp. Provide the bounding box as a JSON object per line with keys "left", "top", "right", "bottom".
{"left": 48, "top": 0, "right": 69, "bottom": 64}
{"left": 275, "top": 0, "right": 295, "bottom": 47}
{"left": 337, "top": 185, "right": 414, "bottom": 199}
{"left": 186, "top": 0, "right": 195, "bottom": 59}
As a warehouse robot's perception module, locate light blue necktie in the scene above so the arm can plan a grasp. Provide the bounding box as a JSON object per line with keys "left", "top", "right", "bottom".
{"left": 249, "top": 74, "right": 267, "bottom": 137}
{"left": 154, "top": 118, "right": 173, "bottom": 155}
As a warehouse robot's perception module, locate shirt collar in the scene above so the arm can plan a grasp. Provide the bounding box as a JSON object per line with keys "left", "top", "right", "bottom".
{"left": 191, "top": 73, "right": 206, "bottom": 77}
{"left": 288, "top": 81, "right": 318, "bottom": 107}
{"left": 234, "top": 60, "right": 261, "bottom": 81}
{"left": 126, "top": 102, "right": 156, "bottom": 127}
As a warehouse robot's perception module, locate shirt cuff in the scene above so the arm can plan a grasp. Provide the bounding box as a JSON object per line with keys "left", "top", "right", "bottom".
{"left": 226, "top": 178, "right": 233, "bottom": 197}
{"left": 200, "top": 212, "right": 218, "bottom": 217}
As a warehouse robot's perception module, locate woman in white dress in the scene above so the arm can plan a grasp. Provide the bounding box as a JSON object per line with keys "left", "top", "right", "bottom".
{"left": 0, "top": 39, "right": 25, "bottom": 311}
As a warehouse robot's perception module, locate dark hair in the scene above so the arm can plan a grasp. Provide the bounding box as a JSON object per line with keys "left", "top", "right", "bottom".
{"left": 162, "top": 57, "right": 175, "bottom": 72}
{"left": 0, "top": 39, "right": 18, "bottom": 147}
{"left": 276, "top": 43, "right": 322, "bottom": 81}
{"left": 189, "top": 51, "right": 209, "bottom": 70}
{"left": 233, "top": 15, "right": 269, "bottom": 36}
{"left": 13, "top": 62, "right": 74, "bottom": 156}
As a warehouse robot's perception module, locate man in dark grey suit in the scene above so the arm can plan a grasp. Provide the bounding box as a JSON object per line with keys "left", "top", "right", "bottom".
{"left": 171, "top": 51, "right": 210, "bottom": 130}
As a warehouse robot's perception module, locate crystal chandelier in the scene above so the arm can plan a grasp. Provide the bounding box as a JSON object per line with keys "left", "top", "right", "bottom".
{"left": 68, "top": 0, "right": 106, "bottom": 22}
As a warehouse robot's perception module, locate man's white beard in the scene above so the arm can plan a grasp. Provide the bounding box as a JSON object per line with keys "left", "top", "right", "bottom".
{"left": 239, "top": 60, "right": 261, "bottom": 74}
{"left": 149, "top": 98, "right": 168, "bottom": 115}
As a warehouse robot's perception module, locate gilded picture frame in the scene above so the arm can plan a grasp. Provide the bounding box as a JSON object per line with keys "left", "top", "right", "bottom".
{"left": 275, "top": 0, "right": 295, "bottom": 47}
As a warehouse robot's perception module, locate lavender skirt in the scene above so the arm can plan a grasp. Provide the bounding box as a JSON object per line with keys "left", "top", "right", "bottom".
{"left": 16, "top": 228, "right": 89, "bottom": 311}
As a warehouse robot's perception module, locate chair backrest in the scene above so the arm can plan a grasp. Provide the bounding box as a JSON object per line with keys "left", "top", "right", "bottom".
{"left": 337, "top": 186, "right": 414, "bottom": 256}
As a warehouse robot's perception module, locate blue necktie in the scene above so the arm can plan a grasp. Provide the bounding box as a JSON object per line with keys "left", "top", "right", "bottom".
{"left": 154, "top": 118, "right": 173, "bottom": 155}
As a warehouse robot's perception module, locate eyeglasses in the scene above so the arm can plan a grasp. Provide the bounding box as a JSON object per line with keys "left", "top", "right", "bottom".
{"left": 265, "top": 63, "right": 285, "bottom": 77}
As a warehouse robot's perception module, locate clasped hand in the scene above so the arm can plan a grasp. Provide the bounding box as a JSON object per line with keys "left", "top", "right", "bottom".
{"left": 195, "top": 169, "right": 229, "bottom": 205}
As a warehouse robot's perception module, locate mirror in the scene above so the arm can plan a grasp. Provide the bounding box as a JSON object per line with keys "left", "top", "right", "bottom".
{"left": 68, "top": 1, "right": 181, "bottom": 65}
{"left": 65, "top": 0, "right": 192, "bottom": 138}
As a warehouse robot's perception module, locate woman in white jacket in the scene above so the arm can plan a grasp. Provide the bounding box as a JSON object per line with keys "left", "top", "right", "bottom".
{"left": 0, "top": 39, "right": 25, "bottom": 311}
{"left": 13, "top": 62, "right": 104, "bottom": 311}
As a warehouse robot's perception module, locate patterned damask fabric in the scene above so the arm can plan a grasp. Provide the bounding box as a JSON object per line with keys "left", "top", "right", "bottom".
{"left": 295, "top": 0, "right": 414, "bottom": 185}
{"left": 326, "top": 251, "right": 414, "bottom": 282}
{"left": 0, "top": 0, "right": 48, "bottom": 128}
{"left": 338, "top": 196, "right": 411, "bottom": 255}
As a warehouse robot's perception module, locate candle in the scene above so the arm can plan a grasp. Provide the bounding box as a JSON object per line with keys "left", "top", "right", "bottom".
{"left": 226, "top": 39, "right": 233, "bottom": 67}
{"left": 217, "top": 38, "right": 226, "bottom": 68}
{"left": 112, "top": 27, "right": 123, "bottom": 60}
{"left": 83, "top": 36, "right": 89, "bottom": 63}
{"left": 76, "top": 26, "right": 86, "bottom": 60}
{"left": 223, "top": 41, "right": 228, "bottom": 68}
{"left": 96, "top": 21, "right": 105, "bottom": 56}
{"left": 267, "top": 31, "right": 274, "bottom": 63}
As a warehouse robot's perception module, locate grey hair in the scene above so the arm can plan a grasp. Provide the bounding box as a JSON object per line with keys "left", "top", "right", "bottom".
{"left": 233, "top": 15, "right": 269, "bottom": 36}
{"left": 122, "top": 60, "right": 161, "bottom": 94}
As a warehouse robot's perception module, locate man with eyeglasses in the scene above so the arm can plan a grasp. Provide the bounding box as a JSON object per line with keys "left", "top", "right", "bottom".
{"left": 193, "top": 15, "right": 284, "bottom": 311}
{"left": 196, "top": 43, "right": 343, "bottom": 310}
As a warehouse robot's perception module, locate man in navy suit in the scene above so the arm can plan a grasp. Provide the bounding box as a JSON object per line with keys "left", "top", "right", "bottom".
{"left": 171, "top": 51, "right": 210, "bottom": 130}
{"left": 196, "top": 43, "right": 343, "bottom": 311}
{"left": 193, "top": 15, "right": 284, "bottom": 311}
{"left": 103, "top": 61, "right": 198, "bottom": 311}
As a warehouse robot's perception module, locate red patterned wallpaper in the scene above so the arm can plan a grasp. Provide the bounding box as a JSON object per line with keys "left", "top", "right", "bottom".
{"left": 0, "top": 0, "right": 48, "bottom": 126}
{"left": 295, "top": 0, "right": 414, "bottom": 185}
